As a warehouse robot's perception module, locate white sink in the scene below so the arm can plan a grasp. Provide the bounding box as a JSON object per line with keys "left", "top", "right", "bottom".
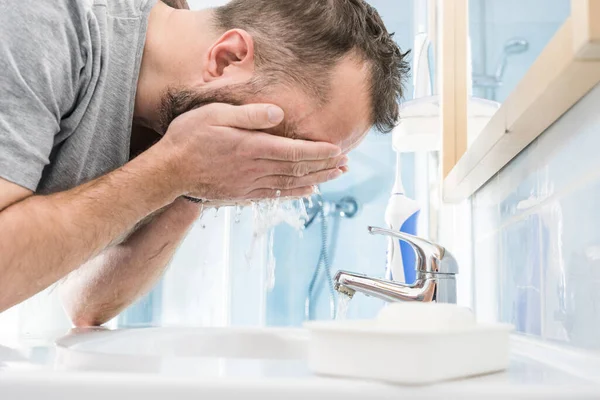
{"left": 1, "top": 327, "right": 598, "bottom": 400}
{"left": 56, "top": 327, "right": 307, "bottom": 359}
{"left": 53, "top": 327, "right": 309, "bottom": 377}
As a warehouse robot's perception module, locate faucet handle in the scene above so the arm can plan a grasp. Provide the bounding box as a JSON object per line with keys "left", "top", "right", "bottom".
{"left": 368, "top": 226, "right": 458, "bottom": 275}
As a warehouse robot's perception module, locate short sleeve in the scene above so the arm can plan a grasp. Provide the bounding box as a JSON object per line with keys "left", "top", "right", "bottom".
{"left": 0, "top": 1, "right": 80, "bottom": 191}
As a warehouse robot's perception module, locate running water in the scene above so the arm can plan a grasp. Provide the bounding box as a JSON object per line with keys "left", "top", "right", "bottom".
{"left": 335, "top": 293, "right": 352, "bottom": 321}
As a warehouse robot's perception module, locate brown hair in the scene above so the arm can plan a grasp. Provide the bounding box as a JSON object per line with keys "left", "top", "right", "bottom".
{"left": 213, "top": 0, "right": 410, "bottom": 133}
{"left": 161, "top": 0, "right": 189, "bottom": 10}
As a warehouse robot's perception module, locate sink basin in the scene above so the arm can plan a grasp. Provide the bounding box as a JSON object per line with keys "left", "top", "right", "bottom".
{"left": 54, "top": 327, "right": 309, "bottom": 376}
{"left": 57, "top": 327, "right": 307, "bottom": 359}
{"left": 1, "top": 327, "right": 598, "bottom": 399}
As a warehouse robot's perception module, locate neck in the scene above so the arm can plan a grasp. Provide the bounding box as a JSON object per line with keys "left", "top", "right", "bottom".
{"left": 134, "top": 2, "right": 216, "bottom": 132}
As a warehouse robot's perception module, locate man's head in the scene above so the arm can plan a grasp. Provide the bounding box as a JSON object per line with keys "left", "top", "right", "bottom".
{"left": 156, "top": 0, "right": 410, "bottom": 152}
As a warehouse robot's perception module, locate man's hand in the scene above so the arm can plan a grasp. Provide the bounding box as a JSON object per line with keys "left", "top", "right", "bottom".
{"left": 0, "top": 104, "right": 348, "bottom": 314}
{"left": 156, "top": 103, "right": 346, "bottom": 201}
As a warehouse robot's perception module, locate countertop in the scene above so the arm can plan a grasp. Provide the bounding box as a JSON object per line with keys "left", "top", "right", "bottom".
{"left": 0, "top": 328, "right": 599, "bottom": 400}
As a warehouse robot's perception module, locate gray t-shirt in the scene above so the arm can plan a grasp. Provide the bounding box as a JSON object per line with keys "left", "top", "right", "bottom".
{"left": 0, "top": 0, "right": 156, "bottom": 194}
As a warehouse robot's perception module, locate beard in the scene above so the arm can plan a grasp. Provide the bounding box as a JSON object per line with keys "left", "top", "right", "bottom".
{"left": 157, "top": 81, "right": 264, "bottom": 134}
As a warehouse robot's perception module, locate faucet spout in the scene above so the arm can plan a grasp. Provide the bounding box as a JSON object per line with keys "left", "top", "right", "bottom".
{"left": 333, "top": 226, "right": 459, "bottom": 304}
{"left": 334, "top": 270, "right": 437, "bottom": 303}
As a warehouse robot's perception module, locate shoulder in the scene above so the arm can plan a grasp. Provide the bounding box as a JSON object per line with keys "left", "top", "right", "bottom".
{"left": 0, "top": 0, "right": 93, "bottom": 112}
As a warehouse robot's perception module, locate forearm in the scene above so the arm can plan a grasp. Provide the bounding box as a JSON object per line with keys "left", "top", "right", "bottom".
{"left": 60, "top": 198, "right": 202, "bottom": 326}
{"left": 0, "top": 146, "right": 180, "bottom": 312}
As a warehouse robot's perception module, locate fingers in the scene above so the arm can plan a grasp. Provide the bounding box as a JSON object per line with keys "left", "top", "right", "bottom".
{"left": 248, "top": 132, "right": 341, "bottom": 161}
{"left": 259, "top": 155, "right": 348, "bottom": 177}
{"left": 199, "top": 103, "right": 285, "bottom": 130}
{"left": 253, "top": 168, "right": 343, "bottom": 191}
{"left": 245, "top": 186, "right": 315, "bottom": 200}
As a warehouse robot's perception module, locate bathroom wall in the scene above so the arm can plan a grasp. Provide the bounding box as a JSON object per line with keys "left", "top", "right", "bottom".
{"left": 470, "top": 0, "right": 570, "bottom": 102}
{"left": 472, "top": 83, "right": 600, "bottom": 350}
{"left": 467, "top": 0, "right": 600, "bottom": 351}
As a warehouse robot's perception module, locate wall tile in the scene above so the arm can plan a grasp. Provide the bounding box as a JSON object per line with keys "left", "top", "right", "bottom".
{"left": 541, "top": 84, "right": 600, "bottom": 196}
{"left": 473, "top": 77, "right": 600, "bottom": 350}
{"left": 499, "top": 216, "right": 542, "bottom": 336}
{"left": 472, "top": 173, "right": 501, "bottom": 240}
{"left": 473, "top": 231, "right": 501, "bottom": 322}
{"left": 497, "top": 142, "right": 540, "bottom": 224}
{"left": 541, "top": 183, "right": 600, "bottom": 349}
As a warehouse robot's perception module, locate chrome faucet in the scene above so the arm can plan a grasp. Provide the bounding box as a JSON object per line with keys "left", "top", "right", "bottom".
{"left": 334, "top": 226, "right": 458, "bottom": 303}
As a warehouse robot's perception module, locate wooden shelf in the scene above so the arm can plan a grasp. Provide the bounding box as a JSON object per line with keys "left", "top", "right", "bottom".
{"left": 443, "top": 1, "right": 600, "bottom": 203}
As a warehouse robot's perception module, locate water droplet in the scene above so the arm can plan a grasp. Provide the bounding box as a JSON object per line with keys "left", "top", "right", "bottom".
{"left": 297, "top": 198, "right": 308, "bottom": 222}
{"left": 201, "top": 224, "right": 206, "bottom": 229}
{"left": 265, "top": 229, "right": 276, "bottom": 290}
{"left": 275, "top": 190, "right": 281, "bottom": 198}
{"left": 247, "top": 193, "right": 311, "bottom": 292}
{"left": 307, "top": 196, "right": 314, "bottom": 209}
{"left": 234, "top": 205, "right": 243, "bottom": 223}
{"left": 214, "top": 207, "right": 220, "bottom": 218}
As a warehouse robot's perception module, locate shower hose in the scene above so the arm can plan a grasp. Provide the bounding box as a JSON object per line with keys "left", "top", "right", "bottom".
{"left": 305, "top": 193, "right": 338, "bottom": 320}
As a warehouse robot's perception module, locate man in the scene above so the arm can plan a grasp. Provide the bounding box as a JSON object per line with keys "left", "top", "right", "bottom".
{"left": 0, "top": 0, "right": 409, "bottom": 326}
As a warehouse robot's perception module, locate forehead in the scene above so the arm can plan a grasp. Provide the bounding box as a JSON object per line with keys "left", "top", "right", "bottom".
{"left": 263, "top": 56, "right": 373, "bottom": 153}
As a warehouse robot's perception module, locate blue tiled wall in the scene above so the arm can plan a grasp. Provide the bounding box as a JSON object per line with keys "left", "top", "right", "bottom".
{"left": 472, "top": 83, "right": 600, "bottom": 350}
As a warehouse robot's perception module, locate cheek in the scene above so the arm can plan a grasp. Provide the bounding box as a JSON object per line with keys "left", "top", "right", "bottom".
{"left": 341, "top": 130, "right": 370, "bottom": 153}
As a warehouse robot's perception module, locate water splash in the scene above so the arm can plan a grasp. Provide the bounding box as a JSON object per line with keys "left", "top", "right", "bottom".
{"left": 198, "top": 210, "right": 206, "bottom": 229}
{"left": 246, "top": 196, "right": 309, "bottom": 291}
{"left": 335, "top": 293, "right": 352, "bottom": 321}
{"left": 234, "top": 205, "right": 243, "bottom": 223}
{"left": 265, "top": 229, "right": 276, "bottom": 290}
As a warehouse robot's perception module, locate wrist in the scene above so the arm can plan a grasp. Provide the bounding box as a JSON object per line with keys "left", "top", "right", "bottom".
{"left": 162, "top": 197, "right": 204, "bottom": 225}
{"left": 125, "top": 145, "right": 185, "bottom": 209}
{"left": 150, "top": 139, "right": 207, "bottom": 200}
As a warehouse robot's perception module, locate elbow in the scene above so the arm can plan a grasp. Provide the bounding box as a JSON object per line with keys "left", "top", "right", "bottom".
{"left": 69, "top": 313, "right": 108, "bottom": 328}
{"left": 65, "top": 307, "right": 112, "bottom": 328}
{"left": 59, "top": 283, "right": 114, "bottom": 328}
{"left": 63, "top": 302, "right": 112, "bottom": 328}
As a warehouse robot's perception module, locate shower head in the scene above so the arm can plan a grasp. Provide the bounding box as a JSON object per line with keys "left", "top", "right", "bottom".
{"left": 503, "top": 38, "right": 529, "bottom": 55}
{"left": 494, "top": 37, "right": 529, "bottom": 83}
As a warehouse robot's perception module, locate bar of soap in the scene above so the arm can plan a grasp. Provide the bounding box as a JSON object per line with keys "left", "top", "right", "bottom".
{"left": 376, "top": 303, "right": 475, "bottom": 331}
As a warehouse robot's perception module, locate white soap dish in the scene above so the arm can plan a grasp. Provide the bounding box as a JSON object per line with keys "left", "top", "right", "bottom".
{"left": 304, "top": 303, "right": 513, "bottom": 385}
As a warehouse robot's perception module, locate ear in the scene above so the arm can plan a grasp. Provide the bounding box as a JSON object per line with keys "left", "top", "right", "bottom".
{"left": 203, "top": 29, "right": 255, "bottom": 83}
